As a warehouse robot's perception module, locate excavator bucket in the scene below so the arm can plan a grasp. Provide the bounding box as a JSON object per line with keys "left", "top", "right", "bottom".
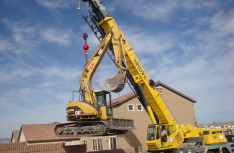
{"left": 99, "top": 73, "right": 126, "bottom": 92}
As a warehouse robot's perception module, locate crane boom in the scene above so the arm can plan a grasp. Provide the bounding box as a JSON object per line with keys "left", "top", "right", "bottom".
{"left": 99, "top": 17, "right": 177, "bottom": 125}
{"left": 81, "top": 0, "right": 199, "bottom": 151}
{"left": 84, "top": 0, "right": 176, "bottom": 126}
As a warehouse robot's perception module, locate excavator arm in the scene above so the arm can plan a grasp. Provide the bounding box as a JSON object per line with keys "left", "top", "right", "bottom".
{"left": 79, "top": 31, "right": 112, "bottom": 105}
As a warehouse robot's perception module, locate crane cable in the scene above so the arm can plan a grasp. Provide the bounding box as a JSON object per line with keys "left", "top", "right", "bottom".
{"left": 77, "top": 0, "right": 83, "bottom": 33}
{"left": 77, "top": 0, "right": 81, "bottom": 10}
{"left": 77, "top": 0, "right": 89, "bottom": 64}
{"left": 77, "top": 0, "right": 92, "bottom": 101}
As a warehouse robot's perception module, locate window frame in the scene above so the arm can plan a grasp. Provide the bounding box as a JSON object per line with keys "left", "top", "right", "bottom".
{"left": 137, "top": 104, "right": 143, "bottom": 111}
{"left": 83, "top": 139, "right": 87, "bottom": 145}
{"left": 92, "top": 138, "right": 102, "bottom": 151}
{"left": 127, "top": 104, "right": 134, "bottom": 111}
{"left": 109, "top": 136, "right": 117, "bottom": 150}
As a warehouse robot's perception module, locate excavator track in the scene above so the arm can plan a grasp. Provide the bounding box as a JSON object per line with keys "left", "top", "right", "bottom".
{"left": 55, "top": 119, "right": 134, "bottom": 137}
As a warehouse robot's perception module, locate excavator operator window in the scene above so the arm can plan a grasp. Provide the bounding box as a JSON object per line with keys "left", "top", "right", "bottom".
{"left": 96, "top": 92, "right": 106, "bottom": 107}
{"left": 96, "top": 91, "right": 113, "bottom": 116}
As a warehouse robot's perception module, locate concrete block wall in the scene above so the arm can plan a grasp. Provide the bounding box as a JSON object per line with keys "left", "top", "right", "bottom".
{"left": 0, "top": 142, "right": 86, "bottom": 153}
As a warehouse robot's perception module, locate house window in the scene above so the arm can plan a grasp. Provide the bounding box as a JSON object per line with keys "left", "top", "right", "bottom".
{"left": 128, "top": 104, "right": 134, "bottom": 111}
{"left": 93, "top": 138, "right": 102, "bottom": 151}
{"left": 83, "top": 140, "right": 87, "bottom": 145}
{"left": 109, "top": 137, "right": 117, "bottom": 150}
{"left": 137, "top": 104, "right": 143, "bottom": 111}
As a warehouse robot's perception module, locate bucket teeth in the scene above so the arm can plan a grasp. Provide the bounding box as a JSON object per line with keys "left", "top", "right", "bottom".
{"left": 99, "top": 73, "right": 126, "bottom": 92}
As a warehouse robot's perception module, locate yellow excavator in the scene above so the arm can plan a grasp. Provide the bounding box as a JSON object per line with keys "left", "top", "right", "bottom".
{"left": 55, "top": 26, "right": 134, "bottom": 136}
{"left": 55, "top": 0, "right": 234, "bottom": 153}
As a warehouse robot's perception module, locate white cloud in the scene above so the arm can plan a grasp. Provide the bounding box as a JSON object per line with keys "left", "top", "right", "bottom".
{"left": 116, "top": 0, "right": 218, "bottom": 21}
{"left": 0, "top": 64, "right": 81, "bottom": 85}
{"left": 118, "top": 0, "right": 178, "bottom": 22}
{"left": 12, "top": 25, "right": 37, "bottom": 45}
{"left": 0, "top": 66, "right": 34, "bottom": 84}
{"left": 0, "top": 89, "right": 67, "bottom": 137}
{"left": 40, "top": 28, "right": 74, "bottom": 46}
{"left": 0, "top": 64, "right": 80, "bottom": 137}
{"left": 128, "top": 8, "right": 234, "bottom": 124}
{"left": 120, "top": 25, "right": 176, "bottom": 54}
{"left": 0, "top": 38, "right": 14, "bottom": 53}
{"left": 39, "top": 66, "right": 81, "bottom": 84}
{"left": 210, "top": 10, "right": 234, "bottom": 33}
{"left": 2, "top": 20, "right": 76, "bottom": 54}
{"left": 35, "top": 0, "right": 70, "bottom": 9}
{"left": 1, "top": 20, "right": 39, "bottom": 55}
{"left": 183, "top": 0, "right": 218, "bottom": 10}
{"left": 153, "top": 49, "right": 234, "bottom": 123}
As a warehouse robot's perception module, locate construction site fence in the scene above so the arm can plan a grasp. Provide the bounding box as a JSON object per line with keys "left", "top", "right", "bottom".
{"left": 0, "top": 142, "right": 86, "bottom": 153}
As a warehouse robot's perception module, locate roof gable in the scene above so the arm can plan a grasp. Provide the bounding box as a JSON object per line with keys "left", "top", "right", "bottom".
{"left": 111, "top": 81, "right": 196, "bottom": 106}
{"left": 155, "top": 81, "right": 196, "bottom": 103}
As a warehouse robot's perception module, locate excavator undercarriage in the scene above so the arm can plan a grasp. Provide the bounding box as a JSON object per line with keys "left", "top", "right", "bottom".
{"left": 55, "top": 119, "right": 134, "bottom": 137}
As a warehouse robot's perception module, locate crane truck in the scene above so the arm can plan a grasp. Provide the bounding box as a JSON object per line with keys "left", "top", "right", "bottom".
{"left": 55, "top": 0, "right": 234, "bottom": 153}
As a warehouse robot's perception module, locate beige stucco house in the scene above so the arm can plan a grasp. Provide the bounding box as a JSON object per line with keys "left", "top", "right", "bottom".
{"left": 8, "top": 123, "right": 86, "bottom": 153}
{"left": 11, "top": 123, "right": 80, "bottom": 145}
{"left": 80, "top": 81, "right": 197, "bottom": 152}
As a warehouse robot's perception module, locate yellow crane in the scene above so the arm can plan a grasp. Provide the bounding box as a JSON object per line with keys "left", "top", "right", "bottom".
{"left": 55, "top": 0, "right": 234, "bottom": 153}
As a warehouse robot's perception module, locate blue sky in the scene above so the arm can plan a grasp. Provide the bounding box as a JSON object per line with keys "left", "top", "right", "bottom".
{"left": 0, "top": 0, "right": 234, "bottom": 138}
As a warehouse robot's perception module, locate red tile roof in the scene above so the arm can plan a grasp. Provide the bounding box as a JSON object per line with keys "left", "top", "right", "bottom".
{"left": 111, "top": 92, "right": 136, "bottom": 106}
{"left": 210, "top": 122, "right": 226, "bottom": 126}
{"left": 20, "top": 123, "right": 80, "bottom": 142}
{"left": 196, "top": 124, "right": 206, "bottom": 128}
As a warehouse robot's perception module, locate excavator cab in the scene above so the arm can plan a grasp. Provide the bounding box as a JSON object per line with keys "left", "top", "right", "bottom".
{"left": 94, "top": 90, "right": 113, "bottom": 120}
{"left": 65, "top": 90, "right": 113, "bottom": 121}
